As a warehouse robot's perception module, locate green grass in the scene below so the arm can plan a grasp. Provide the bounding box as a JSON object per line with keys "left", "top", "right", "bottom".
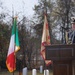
{"left": 0, "top": 70, "right": 53, "bottom": 75}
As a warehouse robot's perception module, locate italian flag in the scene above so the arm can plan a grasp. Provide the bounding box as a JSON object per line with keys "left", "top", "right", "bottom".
{"left": 41, "top": 14, "right": 52, "bottom": 66}
{"left": 6, "top": 17, "right": 20, "bottom": 72}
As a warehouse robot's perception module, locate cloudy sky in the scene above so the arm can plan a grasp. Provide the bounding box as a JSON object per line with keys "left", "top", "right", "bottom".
{"left": 2, "top": 0, "right": 38, "bottom": 17}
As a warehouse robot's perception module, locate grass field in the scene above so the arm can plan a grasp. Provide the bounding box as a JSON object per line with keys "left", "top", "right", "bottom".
{"left": 0, "top": 70, "right": 53, "bottom": 75}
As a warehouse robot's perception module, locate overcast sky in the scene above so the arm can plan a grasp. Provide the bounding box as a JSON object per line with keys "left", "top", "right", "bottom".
{"left": 2, "top": 0, "right": 38, "bottom": 18}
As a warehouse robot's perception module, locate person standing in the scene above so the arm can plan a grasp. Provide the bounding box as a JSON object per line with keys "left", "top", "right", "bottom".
{"left": 66, "top": 17, "right": 75, "bottom": 44}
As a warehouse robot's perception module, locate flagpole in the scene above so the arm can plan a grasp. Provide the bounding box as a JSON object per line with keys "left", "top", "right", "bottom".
{"left": 12, "top": 18, "right": 14, "bottom": 75}
{"left": 12, "top": 5, "right": 15, "bottom": 75}
{"left": 44, "top": 0, "right": 48, "bottom": 75}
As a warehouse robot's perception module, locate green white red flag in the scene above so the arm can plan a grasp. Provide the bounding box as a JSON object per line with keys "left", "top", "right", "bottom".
{"left": 6, "top": 17, "right": 20, "bottom": 72}
{"left": 41, "top": 14, "right": 52, "bottom": 66}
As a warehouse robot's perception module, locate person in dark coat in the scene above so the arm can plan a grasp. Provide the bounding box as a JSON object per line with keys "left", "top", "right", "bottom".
{"left": 66, "top": 17, "right": 75, "bottom": 44}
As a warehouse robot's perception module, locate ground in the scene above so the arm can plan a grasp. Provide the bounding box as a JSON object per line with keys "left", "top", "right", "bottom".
{"left": 0, "top": 70, "right": 53, "bottom": 75}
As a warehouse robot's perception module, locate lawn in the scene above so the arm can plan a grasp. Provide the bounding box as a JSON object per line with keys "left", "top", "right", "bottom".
{"left": 0, "top": 70, "right": 53, "bottom": 75}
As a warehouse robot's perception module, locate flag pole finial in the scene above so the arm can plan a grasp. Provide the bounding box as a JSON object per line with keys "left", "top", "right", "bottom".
{"left": 14, "top": 16, "right": 17, "bottom": 19}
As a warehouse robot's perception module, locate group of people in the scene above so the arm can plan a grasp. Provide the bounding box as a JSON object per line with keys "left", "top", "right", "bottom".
{"left": 66, "top": 17, "right": 75, "bottom": 44}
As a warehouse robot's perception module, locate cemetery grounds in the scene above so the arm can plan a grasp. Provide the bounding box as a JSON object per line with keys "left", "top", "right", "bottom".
{"left": 0, "top": 70, "right": 53, "bottom": 75}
